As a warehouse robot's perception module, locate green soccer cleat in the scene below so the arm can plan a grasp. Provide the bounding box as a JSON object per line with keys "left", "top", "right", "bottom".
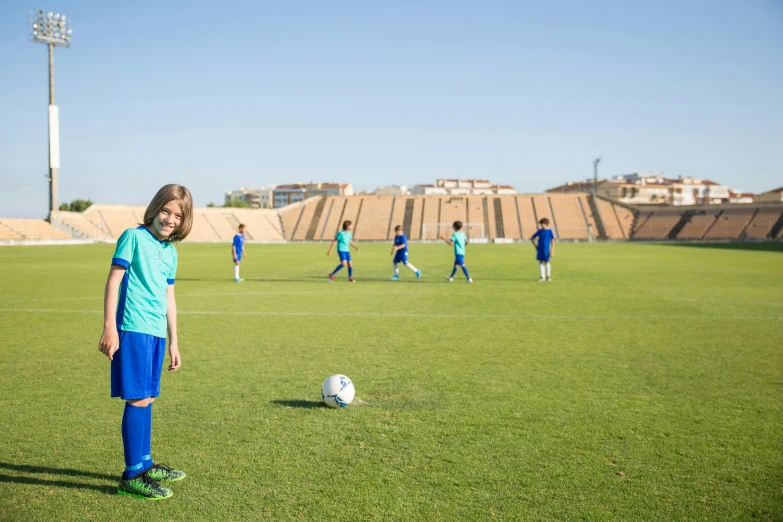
{"left": 117, "top": 471, "right": 173, "bottom": 500}
{"left": 146, "top": 463, "right": 187, "bottom": 482}
{"left": 235, "top": 278, "right": 245, "bottom": 283}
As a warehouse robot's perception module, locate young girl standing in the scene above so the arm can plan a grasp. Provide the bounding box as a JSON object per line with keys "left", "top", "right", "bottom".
{"left": 98, "top": 184, "right": 193, "bottom": 499}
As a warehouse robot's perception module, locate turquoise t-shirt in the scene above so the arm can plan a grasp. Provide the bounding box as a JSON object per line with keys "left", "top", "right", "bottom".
{"left": 451, "top": 231, "right": 467, "bottom": 256}
{"left": 336, "top": 230, "right": 352, "bottom": 252}
{"left": 111, "top": 226, "right": 178, "bottom": 338}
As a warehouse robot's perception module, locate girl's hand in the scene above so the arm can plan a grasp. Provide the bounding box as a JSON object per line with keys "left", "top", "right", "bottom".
{"left": 99, "top": 327, "right": 120, "bottom": 360}
{"left": 168, "top": 343, "right": 181, "bottom": 371}
{"left": 326, "top": 250, "right": 332, "bottom": 256}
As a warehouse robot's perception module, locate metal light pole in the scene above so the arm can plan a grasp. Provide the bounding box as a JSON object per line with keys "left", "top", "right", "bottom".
{"left": 29, "top": 9, "right": 72, "bottom": 217}
{"left": 592, "top": 156, "right": 602, "bottom": 197}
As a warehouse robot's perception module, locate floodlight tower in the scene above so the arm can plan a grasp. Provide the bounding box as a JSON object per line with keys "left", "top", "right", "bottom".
{"left": 29, "top": 9, "right": 73, "bottom": 217}
{"left": 592, "top": 156, "right": 601, "bottom": 198}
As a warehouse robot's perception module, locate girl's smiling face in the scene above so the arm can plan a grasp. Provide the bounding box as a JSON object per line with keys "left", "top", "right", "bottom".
{"left": 153, "top": 200, "right": 183, "bottom": 239}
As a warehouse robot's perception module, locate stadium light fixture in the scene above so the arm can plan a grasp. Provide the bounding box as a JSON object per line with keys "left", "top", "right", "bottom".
{"left": 593, "top": 156, "right": 602, "bottom": 198}
{"left": 29, "top": 8, "right": 73, "bottom": 217}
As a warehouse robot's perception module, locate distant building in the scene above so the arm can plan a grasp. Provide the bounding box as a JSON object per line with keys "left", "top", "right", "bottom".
{"left": 548, "top": 174, "right": 738, "bottom": 206}
{"left": 225, "top": 186, "right": 274, "bottom": 208}
{"left": 728, "top": 190, "right": 755, "bottom": 204}
{"left": 374, "top": 185, "right": 410, "bottom": 195}
{"left": 755, "top": 186, "right": 783, "bottom": 203}
{"left": 411, "top": 179, "right": 516, "bottom": 196}
{"left": 273, "top": 182, "right": 354, "bottom": 208}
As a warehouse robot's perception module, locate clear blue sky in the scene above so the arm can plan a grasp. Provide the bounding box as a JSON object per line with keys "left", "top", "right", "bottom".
{"left": 1, "top": 0, "right": 781, "bottom": 217}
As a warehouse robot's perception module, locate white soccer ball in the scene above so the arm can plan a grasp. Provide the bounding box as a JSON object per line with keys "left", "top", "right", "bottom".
{"left": 321, "top": 374, "right": 355, "bottom": 408}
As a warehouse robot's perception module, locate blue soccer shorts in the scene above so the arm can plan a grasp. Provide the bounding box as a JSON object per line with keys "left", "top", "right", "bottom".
{"left": 393, "top": 251, "right": 408, "bottom": 264}
{"left": 111, "top": 330, "right": 166, "bottom": 400}
{"left": 338, "top": 251, "right": 352, "bottom": 263}
{"left": 536, "top": 252, "right": 551, "bottom": 262}
{"left": 454, "top": 255, "right": 465, "bottom": 266}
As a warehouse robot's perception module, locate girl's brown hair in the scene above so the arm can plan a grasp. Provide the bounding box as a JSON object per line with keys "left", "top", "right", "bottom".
{"left": 143, "top": 184, "right": 193, "bottom": 243}
{"left": 342, "top": 220, "right": 352, "bottom": 230}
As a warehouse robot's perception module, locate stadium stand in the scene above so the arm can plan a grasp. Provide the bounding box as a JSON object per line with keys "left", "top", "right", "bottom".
{"left": 703, "top": 209, "right": 755, "bottom": 240}
{"left": 595, "top": 198, "right": 624, "bottom": 239}
{"left": 676, "top": 211, "right": 720, "bottom": 239}
{"left": 496, "top": 197, "right": 516, "bottom": 239}
{"left": 51, "top": 210, "right": 110, "bottom": 239}
{"left": 291, "top": 200, "right": 317, "bottom": 240}
{"left": 421, "top": 196, "right": 442, "bottom": 239}
{"left": 633, "top": 212, "right": 681, "bottom": 239}
{"left": 548, "top": 194, "right": 589, "bottom": 239}
{"left": 744, "top": 208, "right": 782, "bottom": 239}
{"left": 409, "top": 198, "right": 424, "bottom": 240}
{"left": 516, "top": 196, "right": 537, "bottom": 238}
{"left": 0, "top": 222, "right": 24, "bottom": 240}
{"left": 388, "top": 197, "right": 407, "bottom": 239}
{"left": 354, "top": 196, "right": 393, "bottom": 240}
{"left": 0, "top": 218, "right": 72, "bottom": 240}
{"left": 5, "top": 196, "right": 780, "bottom": 244}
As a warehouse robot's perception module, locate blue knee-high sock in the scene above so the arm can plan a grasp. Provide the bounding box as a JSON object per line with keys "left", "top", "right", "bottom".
{"left": 332, "top": 264, "right": 344, "bottom": 275}
{"left": 141, "top": 403, "right": 152, "bottom": 471}
{"left": 462, "top": 266, "right": 471, "bottom": 279}
{"left": 449, "top": 266, "right": 458, "bottom": 278}
{"left": 348, "top": 266, "right": 353, "bottom": 278}
{"left": 122, "top": 403, "right": 146, "bottom": 478}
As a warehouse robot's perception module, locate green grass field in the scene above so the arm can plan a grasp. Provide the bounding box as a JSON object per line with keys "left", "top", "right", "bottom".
{"left": 1, "top": 242, "right": 781, "bottom": 521}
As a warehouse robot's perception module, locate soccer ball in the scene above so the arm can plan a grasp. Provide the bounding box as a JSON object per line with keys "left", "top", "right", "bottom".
{"left": 321, "top": 374, "right": 355, "bottom": 408}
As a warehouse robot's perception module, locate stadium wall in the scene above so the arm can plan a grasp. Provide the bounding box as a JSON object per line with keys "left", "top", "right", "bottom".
{"left": 2, "top": 196, "right": 782, "bottom": 245}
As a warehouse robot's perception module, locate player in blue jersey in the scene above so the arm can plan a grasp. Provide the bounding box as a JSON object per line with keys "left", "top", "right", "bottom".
{"left": 232, "top": 224, "right": 247, "bottom": 283}
{"left": 390, "top": 225, "right": 421, "bottom": 280}
{"left": 531, "top": 218, "right": 556, "bottom": 282}
{"left": 327, "top": 220, "right": 360, "bottom": 282}
{"left": 98, "top": 184, "right": 193, "bottom": 500}
{"left": 442, "top": 221, "right": 472, "bottom": 283}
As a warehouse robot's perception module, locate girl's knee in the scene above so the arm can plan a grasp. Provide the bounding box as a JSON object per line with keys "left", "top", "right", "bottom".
{"left": 127, "top": 398, "right": 152, "bottom": 407}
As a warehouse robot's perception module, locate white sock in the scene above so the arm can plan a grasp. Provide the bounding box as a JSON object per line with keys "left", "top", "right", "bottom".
{"left": 234, "top": 265, "right": 240, "bottom": 280}
{"left": 406, "top": 263, "right": 418, "bottom": 272}
{"left": 394, "top": 264, "right": 399, "bottom": 276}
{"left": 546, "top": 263, "right": 551, "bottom": 278}
{"left": 539, "top": 263, "right": 546, "bottom": 278}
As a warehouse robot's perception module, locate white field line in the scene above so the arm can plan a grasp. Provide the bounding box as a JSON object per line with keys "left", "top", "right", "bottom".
{"left": 0, "top": 308, "right": 779, "bottom": 321}
{"left": 1, "top": 291, "right": 781, "bottom": 306}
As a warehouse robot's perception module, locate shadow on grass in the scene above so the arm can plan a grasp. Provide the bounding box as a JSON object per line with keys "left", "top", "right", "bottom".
{"left": 271, "top": 400, "right": 326, "bottom": 409}
{"left": 0, "top": 462, "right": 117, "bottom": 494}
{"left": 661, "top": 241, "right": 783, "bottom": 253}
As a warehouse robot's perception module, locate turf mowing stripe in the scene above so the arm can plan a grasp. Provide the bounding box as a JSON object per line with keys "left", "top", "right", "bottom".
{"left": 0, "top": 308, "right": 779, "bottom": 320}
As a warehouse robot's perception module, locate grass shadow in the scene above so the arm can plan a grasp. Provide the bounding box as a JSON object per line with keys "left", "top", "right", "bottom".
{"left": 662, "top": 241, "right": 783, "bottom": 253}
{"left": 271, "top": 399, "right": 326, "bottom": 409}
{"left": 0, "top": 462, "right": 117, "bottom": 495}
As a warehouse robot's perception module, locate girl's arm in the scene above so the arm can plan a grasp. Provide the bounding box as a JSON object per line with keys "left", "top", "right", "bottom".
{"left": 351, "top": 240, "right": 360, "bottom": 252}
{"left": 550, "top": 237, "right": 555, "bottom": 257}
{"left": 441, "top": 236, "right": 454, "bottom": 245}
{"left": 99, "top": 266, "right": 126, "bottom": 360}
{"left": 326, "top": 239, "right": 337, "bottom": 255}
{"left": 232, "top": 245, "right": 237, "bottom": 261}
{"left": 166, "top": 284, "right": 181, "bottom": 371}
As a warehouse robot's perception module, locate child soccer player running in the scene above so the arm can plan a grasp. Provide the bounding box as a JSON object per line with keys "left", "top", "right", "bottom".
{"left": 327, "top": 220, "right": 360, "bottom": 282}
{"left": 442, "top": 221, "right": 472, "bottom": 283}
{"left": 98, "top": 184, "right": 192, "bottom": 500}
{"left": 390, "top": 225, "right": 421, "bottom": 280}
{"left": 232, "top": 224, "right": 247, "bottom": 283}
{"left": 531, "top": 217, "right": 555, "bottom": 281}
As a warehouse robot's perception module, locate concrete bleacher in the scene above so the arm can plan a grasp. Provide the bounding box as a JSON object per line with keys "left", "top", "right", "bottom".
{"left": 633, "top": 212, "right": 681, "bottom": 239}
{"left": 676, "top": 212, "right": 720, "bottom": 240}
{"left": 548, "top": 194, "right": 589, "bottom": 239}
{"left": 51, "top": 210, "right": 110, "bottom": 239}
{"left": 744, "top": 208, "right": 782, "bottom": 239}
{"left": 703, "top": 210, "right": 755, "bottom": 240}
{"left": 0, "top": 218, "right": 73, "bottom": 240}
{"left": 6, "top": 196, "right": 779, "bottom": 244}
